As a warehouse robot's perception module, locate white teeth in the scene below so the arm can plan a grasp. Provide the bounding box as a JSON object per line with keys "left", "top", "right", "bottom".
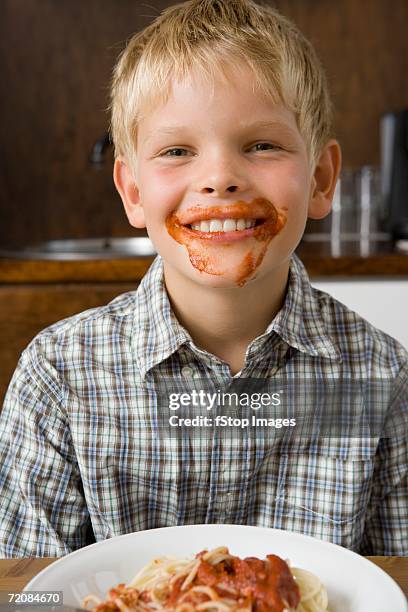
{"left": 209, "top": 219, "right": 223, "bottom": 232}
{"left": 223, "top": 219, "right": 236, "bottom": 232}
{"left": 190, "top": 218, "right": 257, "bottom": 232}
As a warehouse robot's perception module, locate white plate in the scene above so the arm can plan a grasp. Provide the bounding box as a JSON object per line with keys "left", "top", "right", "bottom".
{"left": 25, "top": 524, "right": 407, "bottom": 611}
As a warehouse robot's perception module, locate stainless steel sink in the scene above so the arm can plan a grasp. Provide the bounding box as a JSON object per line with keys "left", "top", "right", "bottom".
{"left": 0, "top": 238, "right": 157, "bottom": 260}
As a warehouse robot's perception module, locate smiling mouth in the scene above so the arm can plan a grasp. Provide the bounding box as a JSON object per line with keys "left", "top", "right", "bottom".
{"left": 185, "top": 217, "right": 266, "bottom": 233}
{"left": 165, "top": 198, "right": 284, "bottom": 244}
{"left": 173, "top": 198, "right": 276, "bottom": 237}
{"left": 166, "top": 198, "right": 287, "bottom": 285}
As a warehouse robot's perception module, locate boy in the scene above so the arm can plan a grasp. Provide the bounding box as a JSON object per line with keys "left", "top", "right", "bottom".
{"left": 0, "top": 0, "right": 406, "bottom": 557}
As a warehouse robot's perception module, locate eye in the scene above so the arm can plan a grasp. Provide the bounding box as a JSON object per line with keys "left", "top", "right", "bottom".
{"left": 160, "top": 148, "right": 190, "bottom": 157}
{"left": 250, "top": 142, "right": 282, "bottom": 152}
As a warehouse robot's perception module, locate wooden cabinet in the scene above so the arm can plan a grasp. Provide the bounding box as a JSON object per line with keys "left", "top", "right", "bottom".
{"left": 0, "top": 283, "right": 138, "bottom": 405}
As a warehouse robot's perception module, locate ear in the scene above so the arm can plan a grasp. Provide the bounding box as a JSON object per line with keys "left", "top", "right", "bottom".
{"left": 308, "top": 139, "right": 342, "bottom": 220}
{"left": 113, "top": 158, "right": 146, "bottom": 228}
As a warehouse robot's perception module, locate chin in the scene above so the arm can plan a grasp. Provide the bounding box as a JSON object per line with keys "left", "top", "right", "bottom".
{"left": 185, "top": 256, "right": 277, "bottom": 289}
{"left": 190, "top": 270, "right": 258, "bottom": 289}
{"left": 162, "top": 240, "right": 291, "bottom": 289}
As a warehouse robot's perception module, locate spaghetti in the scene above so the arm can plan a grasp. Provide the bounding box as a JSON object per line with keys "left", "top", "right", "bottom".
{"left": 82, "top": 546, "right": 329, "bottom": 612}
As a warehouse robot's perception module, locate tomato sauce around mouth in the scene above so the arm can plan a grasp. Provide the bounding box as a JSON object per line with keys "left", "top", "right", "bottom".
{"left": 165, "top": 198, "right": 287, "bottom": 286}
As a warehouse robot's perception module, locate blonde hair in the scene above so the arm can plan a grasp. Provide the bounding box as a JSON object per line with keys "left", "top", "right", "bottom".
{"left": 110, "top": 0, "right": 333, "bottom": 168}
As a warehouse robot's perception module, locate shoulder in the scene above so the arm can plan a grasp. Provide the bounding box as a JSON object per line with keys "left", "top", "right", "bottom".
{"left": 312, "top": 285, "right": 407, "bottom": 377}
{"left": 12, "top": 257, "right": 165, "bottom": 401}
{"left": 30, "top": 289, "right": 137, "bottom": 344}
{"left": 18, "top": 290, "right": 139, "bottom": 392}
{"left": 26, "top": 255, "right": 164, "bottom": 359}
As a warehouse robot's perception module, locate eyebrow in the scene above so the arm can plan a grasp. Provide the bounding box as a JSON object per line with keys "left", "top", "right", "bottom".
{"left": 153, "top": 126, "right": 186, "bottom": 135}
{"left": 143, "top": 126, "right": 187, "bottom": 144}
{"left": 238, "top": 120, "right": 297, "bottom": 135}
{"left": 143, "top": 119, "right": 296, "bottom": 144}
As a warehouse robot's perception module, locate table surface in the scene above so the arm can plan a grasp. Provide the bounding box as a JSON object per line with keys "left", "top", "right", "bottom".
{"left": 0, "top": 557, "right": 406, "bottom": 602}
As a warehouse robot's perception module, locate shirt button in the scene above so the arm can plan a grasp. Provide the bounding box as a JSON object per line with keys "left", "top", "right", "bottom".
{"left": 181, "top": 366, "right": 193, "bottom": 377}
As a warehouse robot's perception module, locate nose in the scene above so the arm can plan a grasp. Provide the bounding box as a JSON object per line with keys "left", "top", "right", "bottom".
{"left": 202, "top": 184, "right": 238, "bottom": 193}
{"left": 195, "top": 154, "right": 248, "bottom": 196}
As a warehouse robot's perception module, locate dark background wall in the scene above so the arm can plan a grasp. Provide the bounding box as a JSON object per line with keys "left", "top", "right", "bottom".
{"left": 1, "top": 0, "right": 407, "bottom": 249}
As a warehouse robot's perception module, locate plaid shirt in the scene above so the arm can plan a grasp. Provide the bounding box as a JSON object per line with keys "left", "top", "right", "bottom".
{"left": 0, "top": 254, "right": 407, "bottom": 558}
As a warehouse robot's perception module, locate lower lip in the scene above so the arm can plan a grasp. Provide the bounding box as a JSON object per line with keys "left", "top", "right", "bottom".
{"left": 180, "top": 224, "right": 260, "bottom": 243}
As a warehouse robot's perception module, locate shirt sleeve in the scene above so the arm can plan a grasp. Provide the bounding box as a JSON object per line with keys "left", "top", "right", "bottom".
{"left": 0, "top": 343, "right": 94, "bottom": 557}
{"left": 360, "top": 361, "right": 408, "bottom": 555}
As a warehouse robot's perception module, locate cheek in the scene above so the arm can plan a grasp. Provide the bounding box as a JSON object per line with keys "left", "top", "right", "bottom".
{"left": 263, "top": 164, "right": 309, "bottom": 245}
{"left": 278, "top": 163, "right": 309, "bottom": 202}
{"left": 257, "top": 161, "right": 309, "bottom": 212}
{"left": 144, "top": 162, "right": 188, "bottom": 191}
{"left": 139, "top": 167, "right": 184, "bottom": 227}
{"left": 146, "top": 164, "right": 186, "bottom": 198}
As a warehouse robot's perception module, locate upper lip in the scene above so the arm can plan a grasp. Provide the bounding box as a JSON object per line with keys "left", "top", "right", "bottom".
{"left": 175, "top": 199, "right": 275, "bottom": 226}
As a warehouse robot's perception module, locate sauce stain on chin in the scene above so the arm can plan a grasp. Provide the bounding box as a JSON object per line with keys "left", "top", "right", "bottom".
{"left": 166, "top": 198, "right": 287, "bottom": 286}
{"left": 188, "top": 250, "right": 224, "bottom": 276}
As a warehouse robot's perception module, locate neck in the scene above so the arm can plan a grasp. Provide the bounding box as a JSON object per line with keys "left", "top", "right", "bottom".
{"left": 163, "top": 260, "right": 290, "bottom": 373}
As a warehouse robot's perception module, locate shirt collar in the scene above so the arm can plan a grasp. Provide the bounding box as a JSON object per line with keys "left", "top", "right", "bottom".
{"left": 133, "top": 253, "right": 341, "bottom": 378}
{"left": 266, "top": 254, "right": 341, "bottom": 361}
{"left": 132, "top": 256, "right": 192, "bottom": 378}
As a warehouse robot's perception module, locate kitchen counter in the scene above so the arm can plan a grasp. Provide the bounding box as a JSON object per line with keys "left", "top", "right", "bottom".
{"left": 0, "top": 241, "right": 407, "bottom": 283}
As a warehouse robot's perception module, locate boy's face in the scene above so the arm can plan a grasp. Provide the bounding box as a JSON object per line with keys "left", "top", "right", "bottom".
{"left": 116, "top": 66, "right": 334, "bottom": 288}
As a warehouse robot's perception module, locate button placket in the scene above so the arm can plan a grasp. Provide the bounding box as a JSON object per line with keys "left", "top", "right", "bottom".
{"left": 181, "top": 365, "right": 193, "bottom": 377}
